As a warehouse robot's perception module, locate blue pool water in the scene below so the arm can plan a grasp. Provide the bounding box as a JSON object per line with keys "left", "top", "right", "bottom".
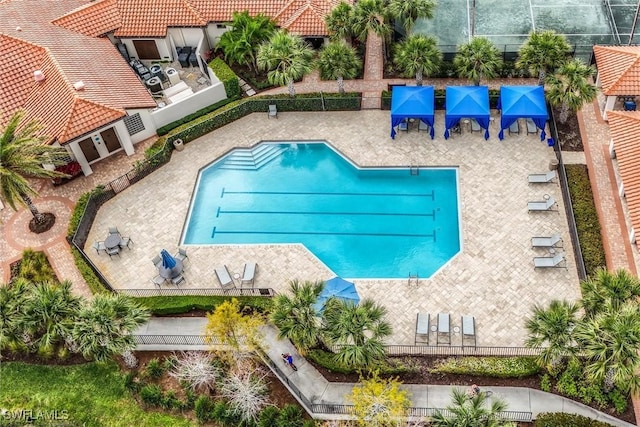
{"left": 183, "top": 142, "right": 460, "bottom": 278}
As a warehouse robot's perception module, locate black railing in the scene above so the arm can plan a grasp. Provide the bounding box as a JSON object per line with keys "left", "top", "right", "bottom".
{"left": 548, "top": 106, "right": 588, "bottom": 280}
{"left": 118, "top": 287, "right": 276, "bottom": 297}
{"left": 134, "top": 335, "right": 215, "bottom": 345}
{"left": 259, "top": 349, "right": 316, "bottom": 410}
{"left": 378, "top": 345, "right": 542, "bottom": 357}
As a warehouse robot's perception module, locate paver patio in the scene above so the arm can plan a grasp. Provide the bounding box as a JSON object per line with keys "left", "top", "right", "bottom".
{"left": 88, "top": 110, "right": 580, "bottom": 347}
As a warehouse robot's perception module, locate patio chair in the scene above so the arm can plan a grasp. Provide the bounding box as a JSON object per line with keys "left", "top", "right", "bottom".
{"left": 534, "top": 253, "right": 567, "bottom": 269}
{"left": 241, "top": 262, "right": 257, "bottom": 287}
{"left": 461, "top": 315, "right": 476, "bottom": 348}
{"left": 508, "top": 120, "right": 520, "bottom": 135}
{"left": 437, "top": 312, "right": 451, "bottom": 345}
{"left": 151, "top": 275, "right": 166, "bottom": 288}
{"left": 418, "top": 120, "right": 431, "bottom": 133}
{"left": 93, "top": 241, "right": 106, "bottom": 255}
{"left": 119, "top": 236, "right": 133, "bottom": 249}
{"left": 152, "top": 255, "right": 162, "bottom": 268}
{"left": 531, "top": 233, "right": 563, "bottom": 248}
{"left": 398, "top": 119, "right": 408, "bottom": 132}
{"left": 415, "top": 312, "right": 430, "bottom": 345}
{"left": 268, "top": 104, "right": 278, "bottom": 119}
{"left": 171, "top": 274, "right": 186, "bottom": 286}
{"left": 215, "top": 265, "right": 235, "bottom": 291}
{"left": 528, "top": 170, "right": 556, "bottom": 184}
{"left": 106, "top": 246, "right": 120, "bottom": 259}
{"left": 526, "top": 118, "right": 538, "bottom": 134}
{"left": 451, "top": 124, "right": 462, "bottom": 135}
{"left": 528, "top": 197, "right": 557, "bottom": 212}
{"left": 108, "top": 227, "right": 119, "bottom": 235}
{"left": 174, "top": 248, "right": 188, "bottom": 263}
{"left": 470, "top": 118, "right": 482, "bottom": 133}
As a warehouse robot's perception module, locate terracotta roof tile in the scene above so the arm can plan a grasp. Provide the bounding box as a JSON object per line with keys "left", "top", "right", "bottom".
{"left": 114, "top": 0, "right": 207, "bottom": 37}
{"left": 608, "top": 110, "right": 640, "bottom": 245}
{"left": 52, "top": 0, "right": 121, "bottom": 37}
{"left": 594, "top": 45, "right": 640, "bottom": 96}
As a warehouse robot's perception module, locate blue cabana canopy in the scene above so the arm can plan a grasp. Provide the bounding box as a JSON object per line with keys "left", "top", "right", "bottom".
{"left": 390, "top": 86, "right": 435, "bottom": 139}
{"left": 445, "top": 86, "right": 490, "bottom": 140}
{"left": 498, "top": 85, "right": 548, "bottom": 140}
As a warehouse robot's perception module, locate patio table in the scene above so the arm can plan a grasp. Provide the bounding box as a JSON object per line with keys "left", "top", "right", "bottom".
{"left": 104, "top": 233, "right": 121, "bottom": 250}
{"left": 158, "top": 259, "right": 184, "bottom": 279}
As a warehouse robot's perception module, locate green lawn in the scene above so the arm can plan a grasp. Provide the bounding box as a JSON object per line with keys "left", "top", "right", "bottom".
{"left": 0, "top": 362, "right": 193, "bottom": 427}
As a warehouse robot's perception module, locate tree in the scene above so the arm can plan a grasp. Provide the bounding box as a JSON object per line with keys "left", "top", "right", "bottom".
{"left": 431, "top": 389, "right": 515, "bottom": 427}
{"left": 574, "top": 302, "right": 640, "bottom": 393}
{"left": 0, "top": 278, "right": 30, "bottom": 352}
{"left": 220, "top": 360, "right": 270, "bottom": 423}
{"left": 349, "top": 371, "right": 411, "bottom": 426}
{"left": 215, "top": 11, "right": 276, "bottom": 74}
{"left": 322, "top": 298, "right": 392, "bottom": 369}
{"left": 169, "top": 351, "right": 220, "bottom": 392}
{"left": 393, "top": 34, "right": 442, "bottom": 86}
{"left": 317, "top": 41, "right": 362, "bottom": 94}
{"left": 453, "top": 37, "right": 503, "bottom": 86}
{"left": 516, "top": 30, "right": 571, "bottom": 84}
{"left": 0, "top": 110, "right": 68, "bottom": 225}
{"left": 257, "top": 30, "right": 314, "bottom": 97}
{"left": 387, "top": 0, "right": 436, "bottom": 35}
{"left": 524, "top": 300, "right": 579, "bottom": 369}
{"left": 325, "top": 1, "right": 355, "bottom": 43}
{"left": 580, "top": 268, "right": 640, "bottom": 318}
{"left": 545, "top": 58, "right": 597, "bottom": 123}
{"left": 71, "top": 293, "right": 149, "bottom": 362}
{"left": 205, "top": 298, "right": 263, "bottom": 351}
{"left": 351, "top": 0, "right": 390, "bottom": 42}
{"left": 270, "top": 280, "right": 324, "bottom": 354}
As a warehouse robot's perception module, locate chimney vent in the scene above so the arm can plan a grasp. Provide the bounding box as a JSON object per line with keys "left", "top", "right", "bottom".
{"left": 73, "top": 81, "right": 85, "bottom": 91}
{"left": 16, "top": 26, "right": 22, "bottom": 31}
{"left": 34, "top": 70, "right": 45, "bottom": 82}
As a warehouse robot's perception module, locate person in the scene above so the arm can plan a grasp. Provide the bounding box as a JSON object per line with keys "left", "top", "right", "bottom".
{"left": 468, "top": 384, "right": 480, "bottom": 398}
{"left": 282, "top": 353, "right": 294, "bottom": 366}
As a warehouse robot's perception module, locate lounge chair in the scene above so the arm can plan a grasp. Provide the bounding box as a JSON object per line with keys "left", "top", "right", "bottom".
{"left": 119, "top": 236, "right": 133, "bottom": 249}
{"left": 508, "top": 120, "right": 520, "bottom": 135}
{"left": 461, "top": 315, "right": 476, "bottom": 348}
{"left": 174, "top": 248, "right": 188, "bottom": 263}
{"left": 215, "top": 265, "right": 235, "bottom": 291}
{"left": 528, "top": 197, "right": 557, "bottom": 212}
{"left": 526, "top": 118, "right": 538, "bottom": 134}
{"left": 93, "top": 241, "right": 106, "bottom": 255}
{"left": 470, "top": 118, "right": 482, "bottom": 133}
{"left": 437, "top": 312, "right": 451, "bottom": 345}
{"left": 268, "top": 104, "right": 277, "bottom": 119}
{"left": 531, "top": 233, "right": 563, "bottom": 248}
{"left": 534, "top": 253, "right": 567, "bottom": 269}
{"left": 152, "top": 255, "right": 162, "bottom": 268}
{"left": 418, "top": 120, "right": 430, "bottom": 132}
{"left": 241, "top": 262, "right": 257, "bottom": 287}
{"left": 528, "top": 171, "right": 556, "bottom": 184}
{"left": 415, "top": 312, "right": 430, "bottom": 345}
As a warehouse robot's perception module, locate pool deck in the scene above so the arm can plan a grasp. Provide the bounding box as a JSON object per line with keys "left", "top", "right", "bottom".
{"left": 88, "top": 110, "right": 580, "bottom": 347}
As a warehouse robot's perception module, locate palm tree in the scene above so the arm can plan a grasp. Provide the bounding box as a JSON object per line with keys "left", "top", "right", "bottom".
{"left": 216, "top": 11, "right": 277, "bottom": 74}
{"left": 72, "top": 294, "right": 149, "bottom": 362}
{"left": 17, "top": 280, "right": 82, "bottom": 358}
{"left": 322, "top": 298, "right": 392, "bottom": 369}
{"left": 524, "top": 300, "right": 579, "bottom": 369}
{"left": 0, "top": 278, "right": 30, "bottom": 352}
{"left": 257, "top": 30, "right": 314, "bottom": 97}
{"left": 387, "top": 0, "right": 436, "bottom": 35}
{"left": 0, "top": 110, "right": 68, "bottom": 224}
{"left": 393, "top": 34, "right": 442, "bottom": 86}
{"left": 351, "top": 0, "right": 390, "bottom": 42}
{"left": 580, "top": 268, "right": 640, "bottom": 318}
{"left": 431, "top": 389, "right": 515, "bottom": 427}
{"left": 453, "top": 37, "right": 503, "bottom": 86}
{"left": 545, "top": 58, "right": 597, "bottom": 123}
{"left": 270, "top": 280, "right": 324, "bottom": 354}
{"left": 516, "top": 30, "right": 571, "bottom": 84}
{"left": 325, "top": 1, "right": 355, "bottom": 44}
{"left": 317, "top": 41, "right": 362, "bottom": 94}
{"left": 574, "top": 302, "right": 640, "bottom": 393}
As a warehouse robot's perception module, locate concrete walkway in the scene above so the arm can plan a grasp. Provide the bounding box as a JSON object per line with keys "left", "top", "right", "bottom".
{"left": 134, "top": 317, "right": 633, "bottom": 426}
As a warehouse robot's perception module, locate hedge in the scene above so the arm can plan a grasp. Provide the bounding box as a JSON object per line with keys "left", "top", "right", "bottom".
{"left": 208, "top": 58, "right": 241, "bottom": 99}
{"left": 307, "top": 349, "right": 417, "bottom": 376}
{"left": 430, "top": 356, "right": 541, "bottom": 378}
{"left": 135, "top": 295, "right": 273, "bottom": 315}
{"left": 565, "top": 165, "right": 606, "bottom": 277}
{"left": 534, "top": 412, "right": 614, "bottom": 427}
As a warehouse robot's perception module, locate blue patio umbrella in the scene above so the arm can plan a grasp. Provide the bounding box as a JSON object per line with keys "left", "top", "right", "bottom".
{"left": 160, "top": 249, "right": 177, "bottom": 269}
{"left": 314, "top": 277, "right": 360, "bottom": 312}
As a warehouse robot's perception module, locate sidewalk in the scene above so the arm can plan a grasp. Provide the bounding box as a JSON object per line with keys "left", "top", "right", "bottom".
{"left": 134, "top": 318, "right": 634, "bottom": 426}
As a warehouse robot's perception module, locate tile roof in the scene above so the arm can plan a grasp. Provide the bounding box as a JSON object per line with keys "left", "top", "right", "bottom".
{"left": 593, "top": 45, "right": 640, "bottom": 96}
{"left": 0, "top": 0, "right": 156, "bottom": 144}
{"left": 51, "top": 0, "right": 121, "bottom": 37}
{"left": 113, "top": 0, "right": 207, "bottom": 37}
{"left": 608, "top": 110, "right": 640, "bottom": 246}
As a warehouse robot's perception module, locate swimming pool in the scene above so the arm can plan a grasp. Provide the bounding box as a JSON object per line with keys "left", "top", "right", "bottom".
{"left": 183, "top": 142, "right": 461, "bottom": 279}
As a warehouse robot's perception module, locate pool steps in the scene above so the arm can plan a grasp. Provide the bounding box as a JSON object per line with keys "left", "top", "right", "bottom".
{"left": 220, "top": 144, "right": 286, "bottom": 170}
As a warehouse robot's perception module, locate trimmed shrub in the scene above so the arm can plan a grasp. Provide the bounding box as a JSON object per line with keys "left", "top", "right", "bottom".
{"left": 540, "top": 373, "right": 552, "bottom": 392}
{"left": 430, "top": 356, "right": 541, "bottom": 378}
{"left": 258, "top": 406, "right": 280, "bottom": 427}
{"left": 209, "top": 58, "right": 241, "bottom": 99}
{"left": 136, "top": 295, "right": 272, "bottom": 315}
{"left": 307, "top": 350, "right": 416, "bottom": 376}
{"left": 16, "top": 249, "right": 57, "bottom": 283}
{"left": 565, "top": 165, "right": 606, "bottom": 276}
{"left": 155, "top": 97, "right": 237, "bottom": 136}
{"left": 194, "top": 395, "right": 214, "bottom": 422}
{"left": 143, "top": 358, "right": 165, "bottom": 379}
{"left": 70, "top": 248, "right": 109, "bottom": 295}
{"left": 139, "top": 384, "right": 164, "bottom": 407}
{"left": 608, "top": 389, "right": 628, "bottom": 414}
{"left": 277, "top": 404, "right": 305, "bottom": 427}
{"left": 534, "top": 412, "right": 614, "bottom": 426}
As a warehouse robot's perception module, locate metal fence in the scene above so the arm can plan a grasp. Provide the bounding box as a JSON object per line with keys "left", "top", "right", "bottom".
{"left": 378, "top": 345, "right": 542, "bottom": 357}
{"left": 548, "top": 106, "right": 588, "bottom": 280}
{"left": 117, "top": 287, "right": 276, "bottom": 298}
{"left": 134, "top": 334, "right": 214, "bottom": 346}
